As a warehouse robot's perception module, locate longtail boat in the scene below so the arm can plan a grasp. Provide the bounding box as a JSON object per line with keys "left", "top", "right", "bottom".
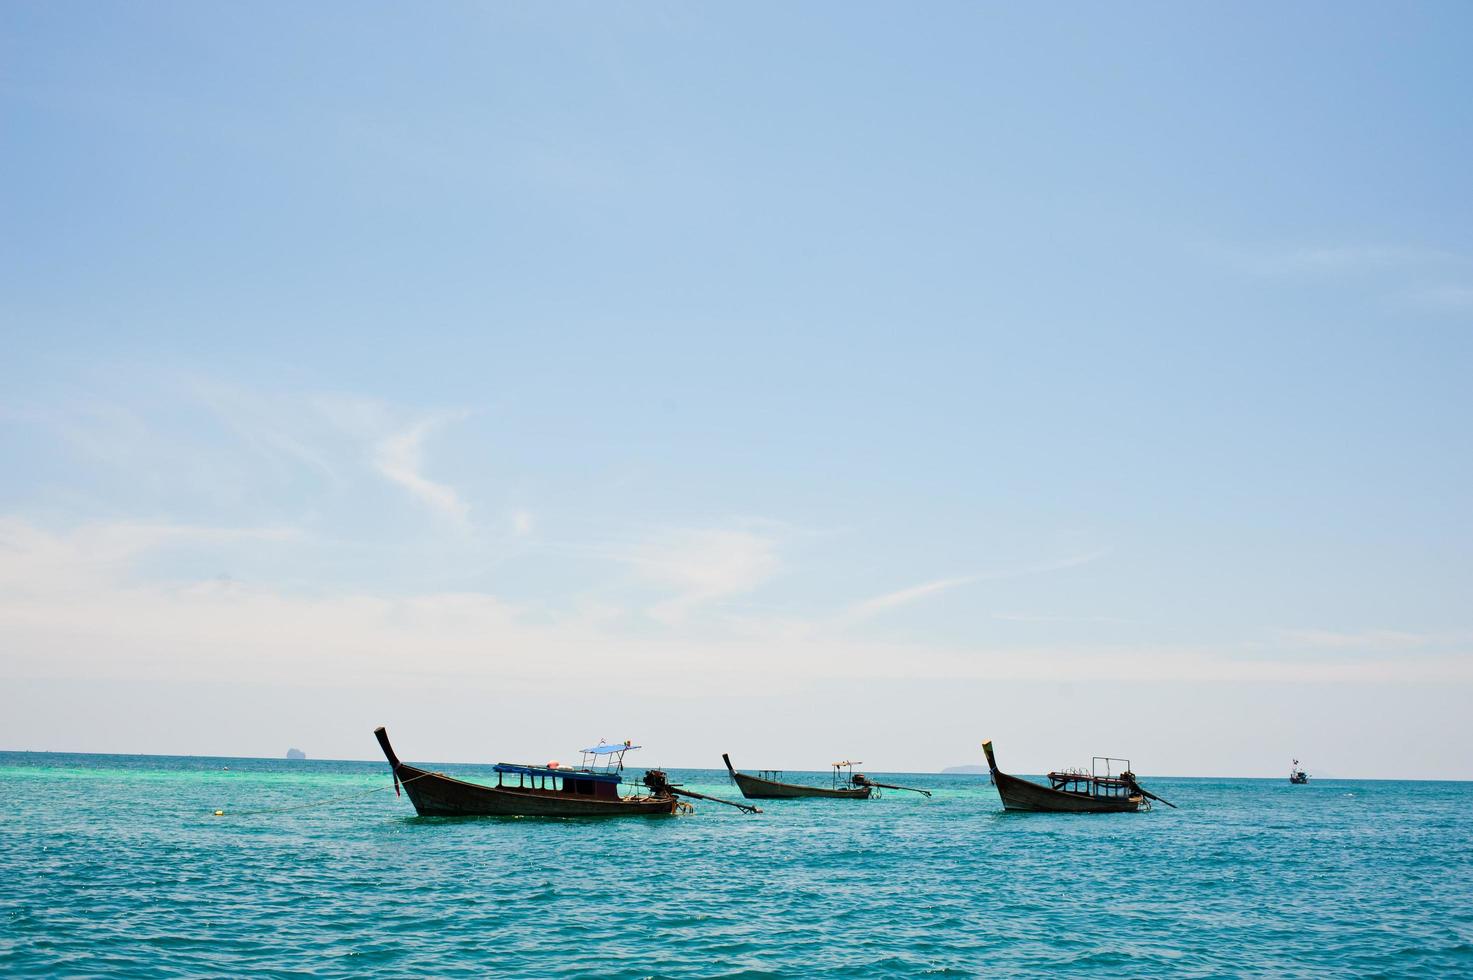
{"left": 375, "top": 727, "right": 758, "bottom": 817}
{"left": 981, "top": 739, "right": 1176, "bottom": 813}
{"left": 722, "top": 753, "right": 871, "bottom": 799}
{"left": 1289, "top": 759, "right": 1309, "bottom": 784}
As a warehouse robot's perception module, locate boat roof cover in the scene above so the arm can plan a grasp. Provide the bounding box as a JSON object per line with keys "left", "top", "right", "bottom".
{"left": 581, "top": 742, "right": 640, "bottom": 755}
{"left": 493, "top": 763, "right": 621, "bottom": 783}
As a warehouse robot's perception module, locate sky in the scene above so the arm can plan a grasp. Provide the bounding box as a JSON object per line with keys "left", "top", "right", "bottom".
{"left": 2, "top": 3, "right": 1471, "bottom": 777}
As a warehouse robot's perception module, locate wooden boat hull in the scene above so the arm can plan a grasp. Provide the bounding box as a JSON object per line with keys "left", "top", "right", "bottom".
{"left": 375, "top": 727, "right": 678, "bottom": 818}
{"left": 723, "top": 754, "right": 871, "bottom": 799}
{"left": 983, "top": 740, "right": 1142, "bottom": 813}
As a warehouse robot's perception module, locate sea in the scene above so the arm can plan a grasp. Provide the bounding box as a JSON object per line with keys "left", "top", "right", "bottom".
{"left": 3, "top": 752, "right": 1470, "bottom": 978}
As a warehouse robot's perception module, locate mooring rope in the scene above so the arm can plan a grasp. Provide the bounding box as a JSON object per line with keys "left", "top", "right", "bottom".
{"left": 211, "top": 771, "right": 434, "bottom": 818}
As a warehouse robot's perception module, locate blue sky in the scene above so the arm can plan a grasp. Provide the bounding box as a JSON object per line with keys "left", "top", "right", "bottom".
{"left": 3, "top": 4, "right": 1471, "bottom": 775}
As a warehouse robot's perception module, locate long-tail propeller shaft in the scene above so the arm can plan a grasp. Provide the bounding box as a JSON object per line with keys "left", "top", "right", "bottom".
{"left": 867, "top": 780, "right": 932, "bottom": 797}
{"left": 645, "top": 769, "right": 761, "bottom": 814}
{"left": 852, "top": 773, "right": 932, "bottom": 797}
{"left": 671, "top": 786, "right": 762, "bottom": 815}
{"left": 1129, "top": 779, "right": 1178, "bottom": 809}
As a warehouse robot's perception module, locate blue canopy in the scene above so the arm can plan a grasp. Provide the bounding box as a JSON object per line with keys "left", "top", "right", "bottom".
{"left": 494, "top": 763, "right": 621, "bottom": 783}
{"left": 580, "top": 741, "right": 639, "bottom": 755}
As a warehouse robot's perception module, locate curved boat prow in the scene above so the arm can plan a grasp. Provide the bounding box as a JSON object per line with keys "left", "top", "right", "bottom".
{"left": 374, "top": 726, "right": 401, "bottom": 768}
{"left": 722, "top": 753, "right": 738, "bottom": 777}
{"left": 984, "top": 738, "right": 1144, "bottom": 813}
{"left": 370, "top": 726, "right": 680, "bottom": 817}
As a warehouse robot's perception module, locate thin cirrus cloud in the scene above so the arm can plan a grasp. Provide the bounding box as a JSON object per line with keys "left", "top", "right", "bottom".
{"left": 1407, "top": 284, "right": 1473, "bottom": 313}
{"left": 370, "top": 416, "right": 470, "bottom": 523}
{"left": 187, "top": 377, "right": 342, "bottom": 481}
{"left": 844, "top": 575, "right": 979, "bottom": 622}
{"left": 1229, "top": 243, "right": 1471, "bottom": 277}
{"left": 73, "top": 375, "right": 475, "bottom": 524}
{"left": 2, "top": 517, "right": 1467, "bottom": 699}
{"left": 1216, "top": 243, "right": 1473, "bottom": 312}
{"left": 1276, "top": 627, "right": 1471, "bottom": 651}
{"left": 841, "top": 550, "right": 1109, "bottom": 624}
{"left": 294, "top": 392, "right": 472, "bottom": 522}
{"left": 1275, "top": 245, "right": 1465, "bottom": 274}
{"left": 621, "top": 526, "right": 784, "bottom": 624}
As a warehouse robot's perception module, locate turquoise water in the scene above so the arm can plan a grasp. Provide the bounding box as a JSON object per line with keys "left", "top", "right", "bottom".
{"left": 3, "top": 752, "right": 1471, "bottom": 977}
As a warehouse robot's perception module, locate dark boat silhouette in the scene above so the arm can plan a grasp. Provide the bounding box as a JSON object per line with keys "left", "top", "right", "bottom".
{"left": 722, "top": 753, "right": 871, "bottom": 799}
{"left": 375, "top": 727, "right": 756, "bottom": 817}
{"left": 982, "top": 739, "right": 1174, "bottom": 813}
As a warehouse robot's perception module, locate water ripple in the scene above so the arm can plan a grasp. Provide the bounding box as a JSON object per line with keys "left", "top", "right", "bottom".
{"left": 2, "top": 756, "right": 1471, "bottom": 976}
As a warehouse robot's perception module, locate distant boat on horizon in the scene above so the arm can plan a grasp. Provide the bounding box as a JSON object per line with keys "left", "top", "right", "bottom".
{"left": 1290, "top": 759, "right": 1310, "bottom": 784}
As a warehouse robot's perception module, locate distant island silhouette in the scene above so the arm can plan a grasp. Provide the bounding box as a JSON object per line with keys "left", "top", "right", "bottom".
{"left": 286, "top": 748, "right": 306, "bottom": 760}
{"left": 942, "top": 764, "right": 987, "bottom": 775}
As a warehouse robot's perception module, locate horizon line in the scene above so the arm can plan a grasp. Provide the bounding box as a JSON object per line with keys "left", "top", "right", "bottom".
{"left": 0, "top": 748, "right": 1463, "bottom": 783}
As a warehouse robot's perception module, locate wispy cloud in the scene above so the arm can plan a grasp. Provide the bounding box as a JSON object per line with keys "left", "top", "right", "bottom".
{"left": 1406, "top": 284, "right": 1473, "bottom": 313}
{"left": 187, "top": 378, "right": 341, "bottom": 481}
{"left": 1008, "top": 551, "right": 1109, "bottom": 576}
{"left": 371, "top": 415, "right": 470, "bottom": 523}
{"left": 1213, "top": 243, "right": 1473, "bottom": 314}
{"left": 623, "top": 525, "right": 782, "bottom": 624}
{"left": 845, "top": 575, "right": 977, "bottom": 622}
{"left": 1277, "top": 627, "right": 1465, "bottom": 651}
{"left": 3, "top": 512, "right": 1473, "bottom": 765}
{"left": 1231, "top": 243, "right": 1470, "bottom": 277}
{"left": 1, "top": 517, "right": 1467, "bottom": 697}
{"left": 23, "top": 374, "right": 478, "bottom": 524}
{"left": 841, "top": 550, "right": 1108, "bottom": 624}
{"left": 1275, "top": 245, "right": 1464, "bottom": 274}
